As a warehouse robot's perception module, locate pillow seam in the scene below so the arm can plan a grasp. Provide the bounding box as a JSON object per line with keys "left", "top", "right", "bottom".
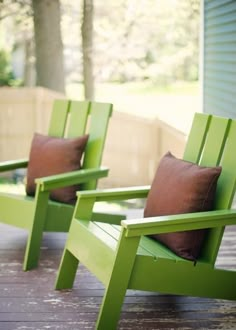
{"left": 201, "top": 171, "right": 220, "bottom": 211}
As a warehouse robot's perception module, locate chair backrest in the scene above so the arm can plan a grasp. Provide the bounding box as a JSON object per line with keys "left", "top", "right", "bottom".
{"left": 48, "top": 99, "right": 113, "bottom": 190}
{"left": 183, "top": 113, "right": 236, "bottom": 265}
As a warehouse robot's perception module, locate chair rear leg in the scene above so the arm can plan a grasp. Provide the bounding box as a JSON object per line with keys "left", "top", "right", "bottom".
{"left": 55, "top": 248, "right": 79, "bottom": 290}
{"left": 23, "top": 226, "right": 44, "bottom": 271}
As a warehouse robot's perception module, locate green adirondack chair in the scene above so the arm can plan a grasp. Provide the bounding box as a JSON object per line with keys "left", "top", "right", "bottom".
{"left": 0, "top": 99, "right": 115, "bottom": 271}
{"left": 55, "top": 113, "right": 236, "bottom": 329}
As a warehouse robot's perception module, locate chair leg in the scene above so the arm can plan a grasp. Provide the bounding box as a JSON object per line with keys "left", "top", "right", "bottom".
{"left": 96, "top": 279, "right": 127, "bottom": 330}
{"left": 96, "top": 230, "right": 140, "bottom": 330}
{"left": 23, "top": 229, "right": 43, "bottom": 271}
{"left": 23, "top": 190, "right": 49, "bottom": 271}
{"left": 55, "top": 248, "right": 79, "bottom": 290}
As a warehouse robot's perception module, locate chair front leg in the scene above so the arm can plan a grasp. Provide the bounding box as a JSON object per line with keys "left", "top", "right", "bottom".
{"left": 23, "top": 189, "right": 50, "bottom": 271}
{"left": 96, "top": 230, "right": 140, "bottom": 330}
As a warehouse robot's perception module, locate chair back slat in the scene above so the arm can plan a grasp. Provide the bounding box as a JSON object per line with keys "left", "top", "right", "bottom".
{"left": 66, "top": 101, "right": 90, "bottom": 138}
{"left": 48, "top": 100, "right": 70, "bottom": 137}
{"left": 47, "top": 99, "right": 112, "bottom": 191}
{"left": 200, "top": 118, "right": 236, "bottom": 264}
{"left": 185, "top": 114, "right": 236, "bottom": 265}
{"left": 198, "top": 116, "right": 230, "bottom": 167}
{"left": 81, "top": 102, "right": 113, "bottom": 190}
{"left": 183, "top": 113, "right": 211, "bottom": 163}
{"left": 216, "top": 119, "right": 236, "bottom": 210}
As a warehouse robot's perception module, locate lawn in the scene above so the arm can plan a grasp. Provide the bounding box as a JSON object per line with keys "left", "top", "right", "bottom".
{"left": 67, "top": 81, "right": 200, "bottom": 133}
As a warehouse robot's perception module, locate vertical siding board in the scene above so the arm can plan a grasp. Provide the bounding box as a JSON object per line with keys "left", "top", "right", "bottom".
{"left": 204, "top": 0, "right": 236, "bottom": 118}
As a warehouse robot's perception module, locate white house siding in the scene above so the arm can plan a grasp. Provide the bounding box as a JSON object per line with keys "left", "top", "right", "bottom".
{"left": 203, "top": 0, "right": 236, "bottom": 117}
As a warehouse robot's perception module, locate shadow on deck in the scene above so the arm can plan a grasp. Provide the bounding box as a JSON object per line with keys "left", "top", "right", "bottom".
{"left": 0, "top": 209, "right": 236, "bottom": 330}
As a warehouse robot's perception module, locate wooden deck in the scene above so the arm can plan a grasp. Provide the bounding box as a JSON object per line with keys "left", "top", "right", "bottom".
{"left": 0, "top": 212, "right": 236, "bottom": 330}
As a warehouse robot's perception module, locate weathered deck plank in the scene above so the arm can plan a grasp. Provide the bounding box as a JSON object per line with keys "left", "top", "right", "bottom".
{"left": 0, "top": 220, "right": 236, "bottom": 330}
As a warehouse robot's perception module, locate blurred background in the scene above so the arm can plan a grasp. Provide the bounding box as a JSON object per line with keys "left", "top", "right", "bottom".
{"left": 0, "top": 0, "right": 200, "bottom": 126}
{"left": 0, "top": 0, "right": 200, "bottom": 187}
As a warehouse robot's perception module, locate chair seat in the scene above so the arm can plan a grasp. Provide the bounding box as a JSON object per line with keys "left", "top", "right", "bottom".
{"left": 67, "top": 219, "right": 190, "bottom": 287}
{"left": 94, "top": 221, "right": 185, "bottom": 261}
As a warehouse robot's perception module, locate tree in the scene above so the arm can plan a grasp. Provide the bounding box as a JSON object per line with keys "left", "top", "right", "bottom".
{"left": 32, "top": 0, "right": 65, "bottom": 93}
{"left": 0, "top": 49, "right": 14, "bottom": 85}
{"left": 0, "top": 0, "right": 34, "bottom": 86}
{"left": 81, "top": 0, "right": 94, "bottom": 99}
{"left": 1, "top": 0, "right": 200, "bottom": 91}
{"left": 93, "top": 0, "right": 200, "bottom": 83}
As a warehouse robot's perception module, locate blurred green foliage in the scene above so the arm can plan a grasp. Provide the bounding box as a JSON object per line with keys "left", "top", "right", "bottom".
{"left": 0, "top": 0, "right": 200, "bottom": 87}
{"left": 92, "top": 0, "right": 200, "bottom": 84}
{"left": 0, "top": 49, "right": 14, "bottom": 85}
{"left": 0, "top": 49, "right": 22, "bottom": 86}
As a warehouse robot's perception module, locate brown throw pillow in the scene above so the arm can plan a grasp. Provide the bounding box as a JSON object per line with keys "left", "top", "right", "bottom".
{"left": 144, "top": 152, "right": 222, "bottom": 261}
{"left": 26, "top": 133, "right": 89, "bottom": 204}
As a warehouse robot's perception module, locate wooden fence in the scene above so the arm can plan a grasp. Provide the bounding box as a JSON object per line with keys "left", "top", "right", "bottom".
{"left": 0, "top": 87, "right": 186, "bottom": 187}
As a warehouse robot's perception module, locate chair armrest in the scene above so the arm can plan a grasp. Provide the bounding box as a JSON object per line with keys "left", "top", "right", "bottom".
{"left": 36, "top": 167, "right": 109, "bottom": 192}
{"left": 121, "top": 209, "right": 236, "bottom": 237}
{"left": 0, "top": 158, "right": 29, "bottom": 172}
{"left": 76, "top": 186, "right": 150, "bottom": 202}
{"left": 72, "top": 186, "right": 150, "bottom": 224}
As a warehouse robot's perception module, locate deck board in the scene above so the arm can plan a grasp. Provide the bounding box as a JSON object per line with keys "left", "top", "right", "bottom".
{"left": 0, "top": 215, "right": 236, "bottom": 329}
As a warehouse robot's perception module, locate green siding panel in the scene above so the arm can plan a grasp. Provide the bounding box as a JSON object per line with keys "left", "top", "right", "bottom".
{"left": 204, "top": 0, "right": 236, "bottom": 118}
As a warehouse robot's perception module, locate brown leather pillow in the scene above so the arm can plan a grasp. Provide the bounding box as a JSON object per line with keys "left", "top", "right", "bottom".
{"left": 144, "top": 152, "right": 222, "bottom": 261}
{"left": 26, "top": 133, "right": 89, "bottom": 204}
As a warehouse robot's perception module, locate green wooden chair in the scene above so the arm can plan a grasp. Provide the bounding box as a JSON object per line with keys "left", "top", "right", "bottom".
{"left": 55, "top": 113, "right": 236, "bottom": 329}
{"left": 0, "top": 99, "right": 115, "bottom": 271}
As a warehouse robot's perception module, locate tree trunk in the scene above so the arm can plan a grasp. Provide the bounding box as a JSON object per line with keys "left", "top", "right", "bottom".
{"left": 82, "top": 0, "right": 94, "bottom": 100}
{"left": 32, "top": 0, "right": 65, "bottom": 93}
{"left": 24, "top": 39, "right": 36, "bottom": 87}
